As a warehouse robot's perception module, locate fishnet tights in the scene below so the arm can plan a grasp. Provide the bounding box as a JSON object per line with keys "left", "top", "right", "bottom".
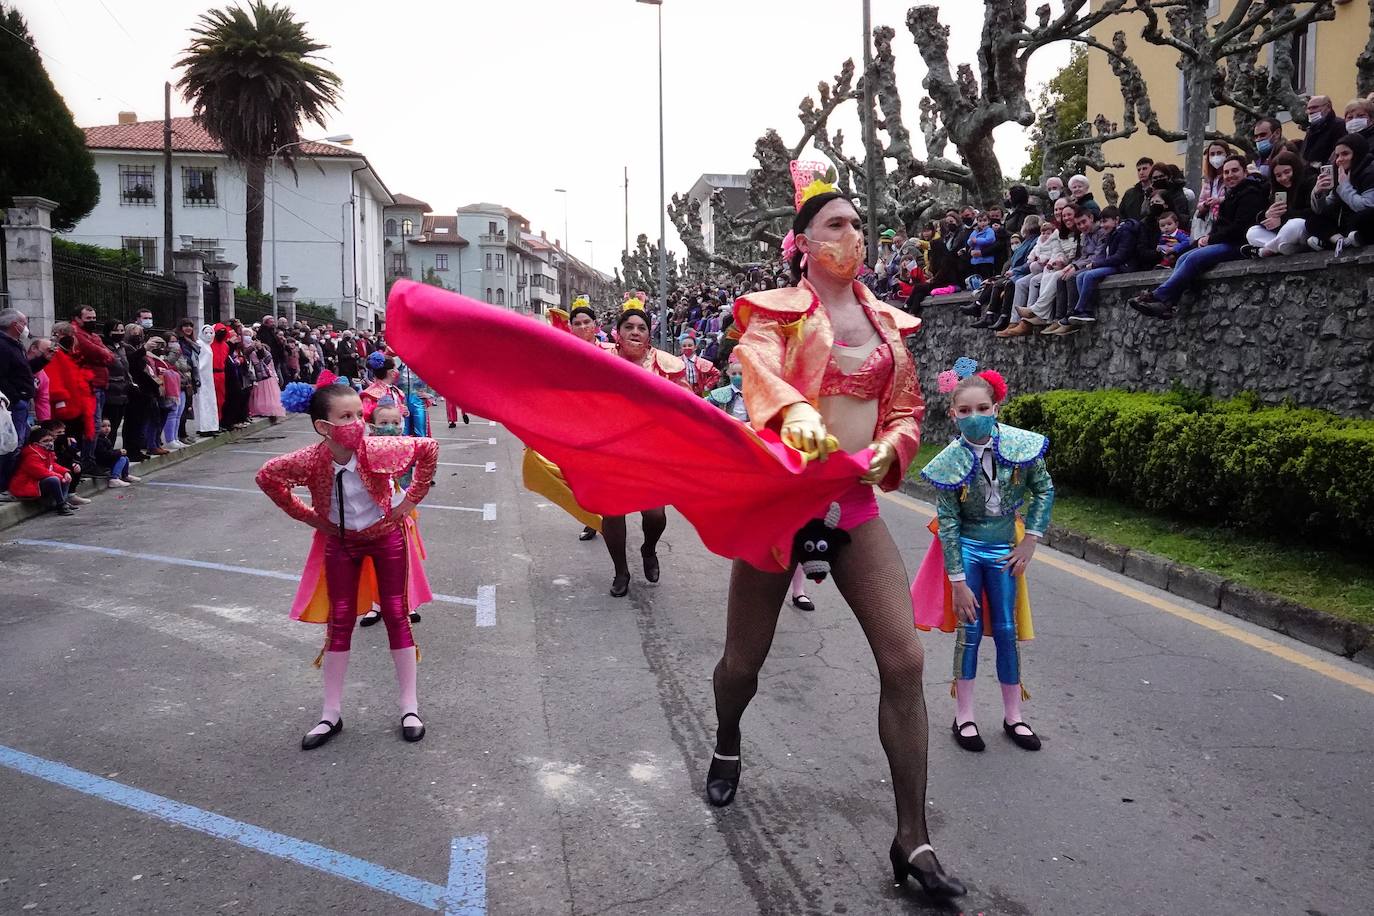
{"left": 712, "top": 517, "right": 931, "bottom": 847}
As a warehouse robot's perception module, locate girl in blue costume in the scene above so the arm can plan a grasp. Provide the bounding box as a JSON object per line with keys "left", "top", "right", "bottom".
{"left": 912, "top": 359, "right": 1054, "bottom": 753}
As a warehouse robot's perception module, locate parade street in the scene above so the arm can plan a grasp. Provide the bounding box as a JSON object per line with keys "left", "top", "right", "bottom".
{"left": 1, "top": 417, "right": 1371, "bottom": 916}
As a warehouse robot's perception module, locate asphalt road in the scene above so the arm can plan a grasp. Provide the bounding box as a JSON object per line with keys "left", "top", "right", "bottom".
{"left": 1, "top": 414, "right": 1371, "bottom": 916}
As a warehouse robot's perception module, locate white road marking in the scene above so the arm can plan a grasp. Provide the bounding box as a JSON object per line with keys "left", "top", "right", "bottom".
{"left": 485, "top": 462, "right": 496, "bottom": 473}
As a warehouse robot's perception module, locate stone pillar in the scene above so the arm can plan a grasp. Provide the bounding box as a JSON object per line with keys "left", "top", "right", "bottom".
{"left": 276, "top": 283, "right": 297, "bottom": 325}
{"left": 2, "top": 196, "right": 58, "bottom": 336}
{"left": 216, "top": 262, "right": 238, "bottom": 322}
{"left": 171, "top": 250, "right": 205, "bottom": 328}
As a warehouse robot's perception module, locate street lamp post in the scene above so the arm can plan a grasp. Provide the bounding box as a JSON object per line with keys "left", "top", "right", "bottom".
{"left": 269, "top": 133, "right": 352, "bottom": 318}
{"left": 584, "top": 239, "right": 594, "bottom": 272}
{"left": 637, "top": 0, "right": 667, "bottom": 346}
{"left": 554, "top": 187, "right": 570, "bottom": 307}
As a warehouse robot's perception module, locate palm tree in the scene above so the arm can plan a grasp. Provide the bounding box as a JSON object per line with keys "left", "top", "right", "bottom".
{"left": 176, "top": 2, "right": 341, "bottom": 291}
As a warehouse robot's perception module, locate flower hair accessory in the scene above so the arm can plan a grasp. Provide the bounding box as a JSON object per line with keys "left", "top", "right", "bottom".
{"left": 781, "top": 230, "right": 799, "bottom": 261}
{"left": 366, "top": 351, "right": 388, "bottom": 372}
{"left": 621, "top": 297, "right": 647, "bottom": 315}
{"left": 977, "top": 369, "right": 1008, "bottom": 404}
{"left": 937, "top": 370, "right": 960, "bottom": 393}
{"left": 952, "top": 356, "right": 979, "bottom": 379}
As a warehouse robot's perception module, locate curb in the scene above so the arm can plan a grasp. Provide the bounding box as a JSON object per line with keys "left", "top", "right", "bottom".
{"left": 898, "top": 479, "right": 1374, "bottom": 670}
{"left": 0, "top": 417, "right": 278, "bottom": 534}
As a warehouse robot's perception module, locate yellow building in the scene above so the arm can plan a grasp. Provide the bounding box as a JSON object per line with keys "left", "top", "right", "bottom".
{"left": 1086, "top": 0, "right": 1369, "bottom": 193}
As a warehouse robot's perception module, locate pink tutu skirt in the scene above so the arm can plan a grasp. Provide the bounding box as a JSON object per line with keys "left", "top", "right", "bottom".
{"left": 248, "top": 374, "right": 286, "bottom": 418}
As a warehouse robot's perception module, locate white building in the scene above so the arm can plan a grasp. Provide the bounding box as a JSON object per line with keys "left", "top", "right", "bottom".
{"left": 455, "top": 203, "right": 543, "bottom": 313}
{"left": 383, "top": 193, "right": 430, "bottom": 283}
{"left": 72, "top": 114, "right": 393, "bottom": 328}
{"left": 685, "top": 173, "right": 750, "bottom": 254}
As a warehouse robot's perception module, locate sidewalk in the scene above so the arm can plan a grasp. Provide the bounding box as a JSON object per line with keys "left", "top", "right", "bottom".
{"left": 0, "top": 418, "right": 277, "bottom": 533}
{"left": 898, "top": 478, "right": 1374, "bottom": 670}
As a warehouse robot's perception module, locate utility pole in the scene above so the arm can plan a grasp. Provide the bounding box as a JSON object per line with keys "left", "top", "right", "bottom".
{"left": 861, "top": 0, "right": 879, "bottom": 267}
{"left": 163, "top": 82, "right": 174, "bottom": 277}
{"left": 623, "top": 164, "right": 629, "bottom": 260}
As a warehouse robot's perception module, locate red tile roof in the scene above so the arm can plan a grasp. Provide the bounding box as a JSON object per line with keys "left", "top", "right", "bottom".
{"left": 390, "top": 193, "right": 432, "bottom": 211}
{"left": 410, "top": 214, "right": 468, "bottom": 246}
{"left": 83, "top": 117, "right": 355, "bottom": 157}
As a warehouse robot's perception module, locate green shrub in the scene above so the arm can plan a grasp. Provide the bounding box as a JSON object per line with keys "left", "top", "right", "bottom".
{"left": 1000, "top": 390, "right": 1374, "bottom": 548}
{"left": 52, "top": 236, "right": 143, "bottom": 270}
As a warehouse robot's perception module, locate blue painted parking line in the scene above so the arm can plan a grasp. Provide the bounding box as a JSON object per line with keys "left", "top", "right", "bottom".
{"left": 0, "top": 744, "right": 486, "bottom": 913}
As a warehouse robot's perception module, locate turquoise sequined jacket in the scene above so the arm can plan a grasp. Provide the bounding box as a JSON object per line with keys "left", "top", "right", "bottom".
{"left": 920, "top": 424, "right": 1054, "bottom": 578}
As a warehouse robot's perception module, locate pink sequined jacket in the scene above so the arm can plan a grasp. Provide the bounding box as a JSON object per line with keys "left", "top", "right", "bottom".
{"left": 255, "top": 436, "right": 439, "bottom": 536}
{"left": 732, "top": 278, "right": 925, "bottom": 492}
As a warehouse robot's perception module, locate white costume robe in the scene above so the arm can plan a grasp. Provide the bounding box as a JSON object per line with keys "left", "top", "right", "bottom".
{"left": 195, "top": 325, "right": 220, "bottom": 434}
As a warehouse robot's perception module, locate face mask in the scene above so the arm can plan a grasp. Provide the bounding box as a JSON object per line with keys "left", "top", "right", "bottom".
{"left": 1346, "top": 118, "right": 1369, "bottom": 134}
{"left": 139, "top": 318, "right": 153, "bottom": 329}
{"left": 962, "top": 217, "right": 974, "bottom": 227}
{"left": 370, "top": 423, "right": 403, "bottom": 437}
{"left": 319, "top": 417, "right": 366, "bottom": 451}
{"left": 1256, "top": 138, "right": 1273, "bottom": 155}
{"left": 39, "top": 441, "right": 55, "bottom": 452}
{"left": 729, "top": 373, "right": 743, "bottom": 388}
{"left": 808, "top": 234, "right": 865, "bottom": 280}
{"left": 1308, "top": 112, "right": 1324, "bottom": 127}
{"left": 957, "top": 413, "right": 998, "bottom": 441}
{"left": 58, "top": 336, "right": 75, "bottom": 350}
{"left": 1208, "top": 154, "right": 1226, "bottom": 169}
{"left": 1048, "top": 189, "right": 1061, "bottom": 200}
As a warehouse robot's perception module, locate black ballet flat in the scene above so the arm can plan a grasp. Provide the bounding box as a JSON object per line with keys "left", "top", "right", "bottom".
{"left": 610, "top": 573, "right": 630, "bottom": 598}
{"left": 791, "top": 594, "right": 815, "bottom": 612}
{"left": 706, "top": 752, "right": 741, "bottom": 807}
{"left": 889, "top": 840, "right": 967, "bottom": 900}
{"left": 401, "top": 712, "right": 426, "bottom": 743}
{"left": 641, "top": 548, "right": 660, "bottom": 583}
{"left": 409, "top": 611, "right": 421, "bottom": 624}
{"left": 301, "top": 717, "right": 342, "bottom": 751}
{"left": 952, "top": 720, "right": 986, "bottom": 753}
{"left": 461, "top": 412, "right": 470, "bottom": 425}
{"left": 1003, "top": 720, "right": 1041, "bottom": 751}
{"left": 578, "top": 526, "right": 598, "bottom": 541}
{"left": 359, "top": 610, "right": 381, "bottom": 628}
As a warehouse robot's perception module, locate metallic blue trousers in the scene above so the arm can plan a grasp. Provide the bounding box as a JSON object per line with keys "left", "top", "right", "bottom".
{"left": 953, "top": 537, "right": 1021, "bottom": 685}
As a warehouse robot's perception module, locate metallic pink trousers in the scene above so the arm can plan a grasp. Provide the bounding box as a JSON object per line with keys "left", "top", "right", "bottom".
{"left": 323, "top": 526, "right": 414, "bottom": 652}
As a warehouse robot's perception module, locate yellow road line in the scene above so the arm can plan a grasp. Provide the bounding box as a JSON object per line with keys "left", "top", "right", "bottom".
{"left": 880, "top": 489, "right": 1374, "bottom": 698}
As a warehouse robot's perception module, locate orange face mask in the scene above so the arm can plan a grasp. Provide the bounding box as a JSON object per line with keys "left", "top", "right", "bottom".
{"left": 807, "top": 231, "right": 865, "bottom": 280}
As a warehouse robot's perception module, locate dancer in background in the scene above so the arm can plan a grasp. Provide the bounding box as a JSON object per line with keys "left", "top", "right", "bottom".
{"left": 706, "top": 164, "right": 965, "bottom": 901}
{"left": 256, "top": 378, "right": 438, "bottom": 750}
{"left": 361, "top": 396, "right": 425, "bottom": 627}
{"left": 913, "top": 361, "right": 1054, "bottom": 754}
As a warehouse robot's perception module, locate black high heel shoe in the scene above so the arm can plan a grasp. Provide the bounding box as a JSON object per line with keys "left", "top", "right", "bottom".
{"left": 401, "top": 712, "right": 425, "bottom": 742}
{"left": 705, "top": 751, "right": 741, "bottom": 807}
{"left": 889, "top": 840, "right": 967, "bottom": 900}
{"left": 301, "top": 717, "right": 342, "bottom": 751}
{"left": 610, "top": 572, "right": 630, "bottom": 597}
{"left": 578, "top": 526, "right": 598, "bottom": 541}
{"left": 641, "top": 547, "right": 660, "bottom": 583}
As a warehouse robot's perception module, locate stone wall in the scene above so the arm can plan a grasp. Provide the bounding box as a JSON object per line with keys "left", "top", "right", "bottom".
{"left": 906, "top": 249, "right": 1374, "bottom": 442}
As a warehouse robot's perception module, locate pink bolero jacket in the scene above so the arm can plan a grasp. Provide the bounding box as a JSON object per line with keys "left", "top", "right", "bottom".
{"left": 732, "top": 278, "right": 925, "bottom": 491}
{"left": 255, "top": 435, "right": 439, "bottom": 535}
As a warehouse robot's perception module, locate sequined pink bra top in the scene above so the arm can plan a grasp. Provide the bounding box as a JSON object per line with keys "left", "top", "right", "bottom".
{"left": 819, "top": 338, "right": 894, "bottom": 400}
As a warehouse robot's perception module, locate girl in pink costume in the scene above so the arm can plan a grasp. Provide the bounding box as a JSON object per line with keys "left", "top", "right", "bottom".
{"left": 256, "top": 380, "right": 438, "bottom": 750}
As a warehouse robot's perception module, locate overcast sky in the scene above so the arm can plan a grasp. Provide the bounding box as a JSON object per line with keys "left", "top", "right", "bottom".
{"left": 18, "top": 0, "right": 1069, "bottom": 273}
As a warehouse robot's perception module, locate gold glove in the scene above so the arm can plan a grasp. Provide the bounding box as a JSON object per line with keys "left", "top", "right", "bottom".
{"left": 781, "top": 402, "right": 836, "bottom": 460}
{"left": 860, "top": 440, "right": 896, "bottom": 484}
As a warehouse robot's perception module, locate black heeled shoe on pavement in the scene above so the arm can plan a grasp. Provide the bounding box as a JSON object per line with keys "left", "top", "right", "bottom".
{"left": 301, "top": 718, "right": 342, "bottom": 751}
{"left": 641, "top": 547, "right": 660, "bottom": 583}
{"left": 1003, "top": 720, "right": 1041, "bottom": 751}
{"left": 952, "top": 720, "right": 986, "bottom": 752}
{"left": 889, "top": 840, "right": 967, "bottom": 900}
{"left": 359, "top": 609, "right": 381, "bottom": 627}
{"left": 578, "top": 526, "right": 598, "bottom": 541}
{"left": 610, "top": 572, "right": 630, "bottom": 597}
{"left": 401, "top": 712, "right": 425, "bottom": 743}
{"left": 462, "top": 412, "right": 470, "bottom": 424}
{"left": 706, "top": 751, "right": 741, "bottom": 807}
{"left": 409, "top": 611, "right": 421, "bottom": 624}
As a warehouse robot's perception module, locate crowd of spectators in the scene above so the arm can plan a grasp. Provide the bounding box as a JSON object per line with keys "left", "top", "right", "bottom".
{"left": 0, "top": 305, "right": 394, "bottom": 518}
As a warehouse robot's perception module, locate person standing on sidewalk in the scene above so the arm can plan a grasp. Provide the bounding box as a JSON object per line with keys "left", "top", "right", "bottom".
{"left": 0, "top": 309, "right": 37, "bottom": 495}
{"left": 70, "top": 306, "right": 114, "bottom": 463}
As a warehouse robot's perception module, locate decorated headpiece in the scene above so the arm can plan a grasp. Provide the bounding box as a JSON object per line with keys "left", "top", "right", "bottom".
{"left": 621, "top": 297, "right": 647, "bottom": 315}
{"left": 366, "top": 350, "right": 388, "bottom": 372}
{"left": 546, "top": 306, "right": 571, "bottom": 333}
{"left": 789, "top": 159, "right": 839, "bottom": 211}
{"left": 936, "top": 357, "right": 1008, "bottom": 403}
{"left": 571, "top": 295, "right": 590, "bottom": 310}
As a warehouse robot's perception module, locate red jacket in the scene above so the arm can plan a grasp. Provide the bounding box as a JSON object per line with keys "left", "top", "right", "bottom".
{"left": 46, "top": 348, "right": 95, "bottom": 437}
{"left": 7, "top": 444, "right": 70, "bottom": 500}
{"left": 73, "top": 323, "right": 115, "bottom": 389}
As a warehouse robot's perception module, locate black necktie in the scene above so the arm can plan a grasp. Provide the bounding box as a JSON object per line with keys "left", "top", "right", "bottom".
{"left": 335, "top": 469, "right": 346, "bottom": 540}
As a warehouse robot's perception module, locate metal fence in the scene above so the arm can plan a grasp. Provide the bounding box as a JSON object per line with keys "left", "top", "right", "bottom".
{"left": 53, "top": 252, "right": 187, "bottom": 328}
{"left": 234, "top": 294, "right": 272, "bottom": 325}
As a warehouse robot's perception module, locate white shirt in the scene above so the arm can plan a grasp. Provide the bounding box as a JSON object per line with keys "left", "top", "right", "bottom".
{"left": 726, "top": 385, "right": 748, "bottom": 422}
{"left": 964, "top": 437, "right": 1001, "bottom": 516}
{"left": 326, "top": 454, "right": 402, "bottom": 531}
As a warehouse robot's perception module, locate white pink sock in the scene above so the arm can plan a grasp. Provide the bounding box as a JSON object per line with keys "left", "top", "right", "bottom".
{"left": 790, "top": 565, "right": 809, "bottom": 598}
{"left": 954, "top": 678, "right": 976, "bottom": 734}
{"left": 1001, "top": 682, "right": 1032, "bottom": 734}
{"left": 309, "top": 650, "right": 349, "bottom": 736}
{"left": 391, "top": 647, "right": 420, "bottom": 724}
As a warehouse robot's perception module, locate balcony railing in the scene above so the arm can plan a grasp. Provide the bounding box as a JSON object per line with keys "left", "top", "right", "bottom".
{"left": 478, "top": 233, "right": 507, "bottom": 244}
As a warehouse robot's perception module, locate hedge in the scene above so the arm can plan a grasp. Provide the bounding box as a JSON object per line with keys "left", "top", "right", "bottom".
{"left": 999, "top": 389, "right": 1374, "bottom": 548}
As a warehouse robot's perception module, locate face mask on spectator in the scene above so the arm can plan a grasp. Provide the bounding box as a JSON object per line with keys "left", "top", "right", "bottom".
{"left": 38, "top": 439, "right": 56, "bottom": 452}
{"left": 1256, "top": 138, "right": 1273, "bottom": 155}
{"left": 1347, "top": 117, "right": 1369, "bottom": 134}
{"left": 1309, "top": 112, "right": 1325, "bottom": 126}
{"left": 139, "top": 318, "right": 153, "bottom": 329}
{"left": 1048, "top": 189, "right": 1061, "bottom": 200}
{"left": 1208, "top": 154, "right": 1226, "bottom": 169}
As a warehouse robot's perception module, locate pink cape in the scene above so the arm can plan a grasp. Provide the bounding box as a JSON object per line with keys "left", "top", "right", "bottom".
{"left": 385, "top": 280, "right": 871, "bottom": 572}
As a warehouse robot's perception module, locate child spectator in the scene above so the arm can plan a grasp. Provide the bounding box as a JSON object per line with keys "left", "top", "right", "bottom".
{"left": 7, "top": 424, "right": 78, "bottom": 516}
{"left": 94, "top": 416, "right": 141, "bottom": 488}
{"left": 1156, "top": 211, "right": 1191, "bottom": 266}
{"left": 38, "top": 418, "right": 89, "bottom": 504}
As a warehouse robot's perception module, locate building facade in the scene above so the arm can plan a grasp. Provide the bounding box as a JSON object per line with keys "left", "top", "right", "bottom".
{"left": 72, "top": 114, "right": 393, "bottom": 328}
{"left": 407, "top": 214, "right": 470, "bottom": 289}
{"left": 1086, "top": 1, "right": 1367, "bottom": 192}
{"left": 455, "top": 202, "right": 538, "bottom": 311}
{"left": 685, "top": 173, "right": 751, "bottom": 254}
{"left": 383, "top": 193, "right": 430, "bottom": 283}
